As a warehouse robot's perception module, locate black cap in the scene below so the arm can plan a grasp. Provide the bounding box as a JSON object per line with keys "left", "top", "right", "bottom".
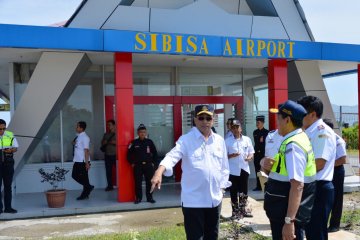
{"left": 231, "top": 119, "right": 241, "bottom": 127}
{"left": 256, "top": 115, "right": 265, "bottom": 122}
{"left": 194, "top": 105, "right": 214, "bottom": 116}
{"left": 269, "top": 100, "right": 307, "bottom": 121}
{"left": 137, "top": 124, "right": 146, "bottom": 131}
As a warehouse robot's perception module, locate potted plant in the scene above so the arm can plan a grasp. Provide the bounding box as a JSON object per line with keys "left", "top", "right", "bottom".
{"left": 39, "top": 166, "right": 69, "bottom": 208}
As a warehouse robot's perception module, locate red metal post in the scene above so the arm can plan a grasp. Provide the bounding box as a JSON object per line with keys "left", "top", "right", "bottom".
{"left": 173, "top": 97, "right": 182, "bottom": 182}
{"left": 114, "top": 52, "right": 135, "bottom": 202}
{"left": 268, "top": 59, "right": 288, "bottom": 131}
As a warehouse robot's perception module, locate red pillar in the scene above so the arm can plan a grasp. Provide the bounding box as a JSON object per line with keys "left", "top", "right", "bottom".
{"left": 358, "top": 64, "right": 360, "bottom": 170}
{"left": 114, "top": 52, "right": 135, "bottom": 202}
{"left": 268, "top": 59, "right": 288, "bottom": 131}
{"left": 173, "top": 97, "right": 182, "bottom": 182}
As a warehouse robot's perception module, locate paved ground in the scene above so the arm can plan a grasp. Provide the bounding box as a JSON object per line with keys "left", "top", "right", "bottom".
{"left": 0, "top": 196, "right": 358, "bottom": 240}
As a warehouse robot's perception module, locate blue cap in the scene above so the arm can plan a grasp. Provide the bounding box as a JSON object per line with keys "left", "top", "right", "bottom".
{"left": 194, "top": 105, "right": 214, "bottom": 116}
{"left": 269, "top": 100, "right": 307, "bottom": 121}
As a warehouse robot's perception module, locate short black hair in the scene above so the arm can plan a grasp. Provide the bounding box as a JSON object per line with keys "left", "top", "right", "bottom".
{"left": 279, "top": 112, "right": 303, "bottom": 129}
{"left": 323, "top": 118, "right": 334, "bottom": 129}
{"left": 0, "top": 119, "right": 6, "bottom": 125}
{"left": 107, "top": 119, "right": 115, "bottom": 125}
{"left": 77, "top": 121, "right": 87, "bottom": 130}
{"left": 297, "top": 95, "right": 323, "bottom": 118}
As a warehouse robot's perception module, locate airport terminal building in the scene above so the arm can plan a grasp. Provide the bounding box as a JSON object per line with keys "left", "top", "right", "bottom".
{"left": 0, "top": 0, "right": 359, "bottom": 202}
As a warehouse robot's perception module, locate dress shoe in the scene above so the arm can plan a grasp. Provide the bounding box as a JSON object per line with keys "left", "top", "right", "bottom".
{"left": 244, "top": 212, "right": 253, "bottom": 218}
{"left": 134, "top": 199, "right": 141, "bottom": 204}
{"left": 76, "top": 195, "right": 89, "bottom": 200}
{"left": 4, "top": 208, "right": 17, "bottom": 214}
{"left": 147, "top": 199, "right": 156, "bottom": 204}
{"left": 88, "top": 185, "right": 95, "bottom": 196}
{"left": 105, "top": 186, "right": 114, "bottom": 191}
{"left": 328, "top": 226, "right": 339, "bottom": 233}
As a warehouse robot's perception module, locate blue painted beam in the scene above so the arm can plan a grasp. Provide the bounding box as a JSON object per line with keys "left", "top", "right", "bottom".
{"left": 1, "top": 24, "right": 360, "bottom": 63}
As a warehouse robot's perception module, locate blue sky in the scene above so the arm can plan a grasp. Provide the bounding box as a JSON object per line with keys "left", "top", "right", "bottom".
{"left": 0, "top": 0, "right": 358, "bottom": 107}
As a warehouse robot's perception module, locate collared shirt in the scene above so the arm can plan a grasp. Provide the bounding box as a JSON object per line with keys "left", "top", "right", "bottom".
{"left": 160, "top": 127, "right": 231, "bottom": 208}
{"left": 73, "top": 131, "right": 90, "bottom": 163}
{"left": 225, "top": 135, "right": 254, "bottom": 175}
{"left": 0, "top": 131, "right": 19, "bottom": 149}
{"left": 265, "top": 129, "right": 283, "bottom": 158}
{"left": 282, "top": 129, "right": 308, "bottom": 182}
{"left": 335, "top": 134, "right": 346, "bottom": 160}
{"left": 225, "top": 130, "right": 233, "bottom": 140}
{"left": 305, "top": 119, "right": 336, "bottom": 181}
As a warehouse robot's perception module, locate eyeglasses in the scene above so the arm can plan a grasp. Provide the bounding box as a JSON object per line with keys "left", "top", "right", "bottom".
{"left": 197, "top": 116, "right": 213, "bottom": 121}
{"left": 0, "top": 128, "right": 6, "bottom": 131}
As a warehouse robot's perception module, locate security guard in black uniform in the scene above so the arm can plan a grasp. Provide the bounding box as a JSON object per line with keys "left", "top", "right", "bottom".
{"left": 253, "top": 115, "right": 269, "bottom": 191}
{"left": 0, "top": 119, "right": 18, "bottom": 214}
{"left": 127, "top": 124, "right": 158, "bottom": 204}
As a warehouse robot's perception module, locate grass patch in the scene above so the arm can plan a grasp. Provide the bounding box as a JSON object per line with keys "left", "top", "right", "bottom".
{"left": 54, "top": 222, "right": 270, "bottom": 240}
{"left": 341, "top": 208, "right": 360, "bottom": 231}
{"left": 55, "top": 226, "right": 186, "bottom": 240}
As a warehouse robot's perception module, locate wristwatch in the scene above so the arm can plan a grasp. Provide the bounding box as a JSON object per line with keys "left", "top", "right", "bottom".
{"left": 285, "top": 217, "right": 295, "bottom": 224}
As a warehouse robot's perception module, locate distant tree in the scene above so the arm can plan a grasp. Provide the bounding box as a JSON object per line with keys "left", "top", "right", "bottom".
{"left": 342, "top": 124, "right": 358, "bottom": 150}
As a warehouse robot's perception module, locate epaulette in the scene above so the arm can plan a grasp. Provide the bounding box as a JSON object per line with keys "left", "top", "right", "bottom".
{"left": 317, "top": 125, "right": 325, "bottom": 130}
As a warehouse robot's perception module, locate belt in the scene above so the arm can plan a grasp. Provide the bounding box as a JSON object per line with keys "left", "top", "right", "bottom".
{"left": 334, "top": 165, "right": 344, "bottom": 169}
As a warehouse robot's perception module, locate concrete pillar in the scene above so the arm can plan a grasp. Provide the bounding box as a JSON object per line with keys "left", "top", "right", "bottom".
{"left": 114, "top": 52, "right": 135, "bottom": 202}
{"left": 9, "top": 52, "right": 91, "bottom": 175}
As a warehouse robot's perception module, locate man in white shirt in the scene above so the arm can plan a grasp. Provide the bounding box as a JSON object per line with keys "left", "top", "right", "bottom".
{"left": 297, "top": 96, "right": 337, "bottom": 240}
{"left": 323, "top": 119, "right": 347, "bottom": 233}
{"left": 225, "top": 118, "right": 234, "bottom": 139}
{"left": 225, "top": 119, "right": 254, "bottom": 218}
{"left": 265, "top": 129, "right": 283, "bottom": 159}
{"left": 261, "top": 100, "right": 317, "bottom": 240}
{"left": 72, "top": 121, "right": 94, "bottom": 200}
{"left": 151, "top": 105, "right": 230, "bottom": 240}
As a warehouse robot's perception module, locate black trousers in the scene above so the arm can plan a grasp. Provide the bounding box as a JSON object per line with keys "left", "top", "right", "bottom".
{"left": 133, "top": 162, "right": 154, "bottom": 201}
{"left": 105, "top": 155, "right": 116, "bottom": 188}
{"left": 72, "top": 162, "right": 91, "bottom": 195}
{"left": 229, "top": 170, "right": 249, "bottom": 205}
{"left": 269, "top": 219, "right": 304, "bottom": 240}
{"left": 0, "top": 160, "right": 14, "bottom": 210}
{"left": 329, "top": 165, "right": 345, "bottom": 228}
{"left": 305, "top": 181, "right": 334, "bottom": 240}
{"left": 253, "top": 152, "right": 263, "bottom": 189}
{"left": 182, "top": 203, "right": 221, "bottom": 240}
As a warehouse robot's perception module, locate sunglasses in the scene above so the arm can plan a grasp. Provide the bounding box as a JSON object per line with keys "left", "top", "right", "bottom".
{"left": 197, "top": 116, "right": 213, "bottom": 121}
{"left": 0, "top": 128, "right": 6, "bottom": 131}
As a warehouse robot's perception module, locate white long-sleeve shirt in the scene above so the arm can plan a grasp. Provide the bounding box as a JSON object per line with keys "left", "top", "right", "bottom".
{"left": 160, "top": 127, "right": 231, "bottom": 208}
{"left": 225, "top": 135, "right": 254, "bottom": 175}
{"left": 305, "top": 119, "right": 336, "bottom": 181}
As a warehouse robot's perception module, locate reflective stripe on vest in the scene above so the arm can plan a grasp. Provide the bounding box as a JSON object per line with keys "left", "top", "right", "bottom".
{"left": 1, "top": 131, "right": 14, "bottom": 148}
{"left": 269, "top": 131, "right": 316, "bottom": 183}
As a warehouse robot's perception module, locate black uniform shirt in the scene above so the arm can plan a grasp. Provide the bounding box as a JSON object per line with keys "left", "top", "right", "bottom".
{"left": 127, "top": 138, "right": 158, "bottom": 164}
{"left": 253, "top": 128, "right": 269, "bottom": 155}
